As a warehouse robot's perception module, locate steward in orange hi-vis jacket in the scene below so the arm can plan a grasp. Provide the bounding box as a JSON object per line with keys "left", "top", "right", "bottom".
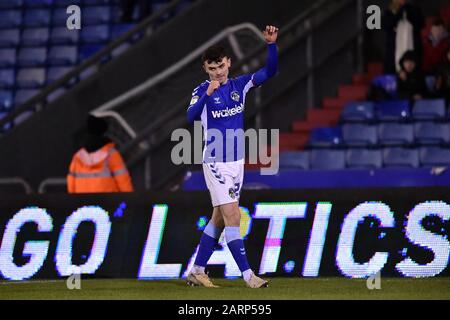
{"left": 67, "top": 115, "right": 133, "bottom": 193}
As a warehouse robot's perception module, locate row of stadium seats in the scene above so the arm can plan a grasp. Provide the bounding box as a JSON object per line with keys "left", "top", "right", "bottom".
{"left": 279, "top": 147, "right": 450, "bottom": 170}
{"left": 0, "top": 24, "right": 136, "bottom": 48}
{"left": 308, "top": 122, "right": 450, "bottom": 148}
{"left": 0, "top": 0, "right": 119, "bottom": 8}
{"left": 340, "top": 99, "right": 450, "bottom": 122}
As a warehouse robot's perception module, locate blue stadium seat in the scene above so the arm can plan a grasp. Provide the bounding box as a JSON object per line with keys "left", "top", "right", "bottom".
{"left": 414, "top": 122, "right": 450, "bottom": 146}
{"left": 23, "top": 9, "right": 51, "bottom": 27}
{"left": 14, "top": 88, "right": 39, "bottom": 106}
{"left": 50, "top": 27, "right": 80, "bottom": 45}
{"left": 383, "top": 147, "right": 419, "bottom": 168}
{"left": 310, "top": 149, "right": 346, "bottom": 170}
{"left": 0, "top": 10, "right": 22, "bottom": 29}
{"left": 46, "top": 66, "right": 73, "bottom": 84}
{"left": 54, "top": 0, "right": 81, "bottom": 6}
{"left": 21, "top": 28, "right": 50, "bottom": 46}
{"left": 371, "top": 74, "right": 397, "bottom": 98}
{"left": 111, "top": 23, "right": 136, "bottom": 39}
{"left": 308, "top": 126, "right": 342, "bottom": 148}
{"left": 83, "top": 6, "right": 111, "bottom": 25}
{"left": 0, "top": 29, "right": 20, "bottom": 47}
{"left": 342, "top": 124, "right": 378, "bottom": 147}
{"left": 412, "top": 99, "right": 446, "bottom": 121}
{"left": 279, "top": 151, "right": 310, "bottom": 170}
{"left": 346, "top": 148, "right": 382, "bottom": 169}
{"left": 52, "top": 8, "right": 70, "bottom": 26}
{"left": 17, "top": 47, "right": 47, "bottom": 67}
{"left": 23, "top": 0, "right": 53, "bottom": 7}
{"left": 375, "top": 100, "right": 410, "bottom": 121}
{"left": 340, "top": 101, "right": 375, "bottom": 122}
{"left": 83, "top": 0, "right": 110, "bottom": 5}
{"left": 0, "top": 0, "right": 23, "bottom": 9}
{"left": 47, "top": 46, "right": 77, "bottom": 66}
{"left": 79, "top": 44, "right": 105, "bottom": 61}
{"left": 378, "top": 123, "right": 414, "bottom": 146}
{"left": 81, "top": 25, "right": 110, "bottom": 43}
{"left": 16, "top": 68, "right": 46, "bottom": 88}
{"left": 0, "top": 69, "right": 15, "bottom": 88}
{"left": 420, "top": 147, "right": 450, "bottom": 167}
{"left": 0, "top": 90, "right": 14, "bottom": 111}
{"left": 0, "top": 49, "right": 16, "bottom": 68}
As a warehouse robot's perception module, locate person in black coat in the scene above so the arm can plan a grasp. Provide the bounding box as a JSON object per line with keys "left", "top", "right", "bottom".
{"left": 397, "top": 50, "right": 427, "bottom": 101}
{"left": 383, "top": 0, "right": 425, "bottom": 74}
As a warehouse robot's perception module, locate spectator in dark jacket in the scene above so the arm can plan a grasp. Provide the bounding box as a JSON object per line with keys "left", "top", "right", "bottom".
{"left": 397, "top": 50, "right": 427, "bottom": 101}
{"left": 121, "top": 0, "right": 152, "bottom": 22}
{"left": 435, "top": 47, "right": 450, "bottom": 103}
{"left": 423, "top": 18, "right": 449, "bottom": 75}
{"left": 383, "top": 0, "right": 425, "bottom": 73}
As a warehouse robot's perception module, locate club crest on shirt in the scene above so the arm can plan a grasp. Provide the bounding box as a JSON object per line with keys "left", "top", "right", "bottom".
{"left": 231, "top": 91, "right": 240, "bottom": 102}
{"left": 228, "top": 188, "right": 236, "bottom": 199}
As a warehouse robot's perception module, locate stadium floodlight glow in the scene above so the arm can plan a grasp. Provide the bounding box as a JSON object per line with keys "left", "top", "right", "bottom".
{"left": 253, "top": 202, "right": 307, "bottom": 274}
{"left": 0, "top": 208, "right": 53, "bottom": 281}
{"left": 138, "top": 204, "right": 182, "bottom": 279}
{"left": 396, "top": 201, "right": 450, "bottom": 278}
{"left": 336, "top": 202, "right": 395, "bottom": 278}
{"left": 302, "top": 202, "right": 332, "bottom": 277}
{"left": 55, "top": 206, "right": 111, "bottom": 276}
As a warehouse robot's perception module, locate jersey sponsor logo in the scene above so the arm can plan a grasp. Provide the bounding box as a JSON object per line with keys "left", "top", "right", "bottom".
{"left": 190, "top": 95, "right": 199, "bottom": 105}
{"left": 231, "top": 91, "right": 240, "bottom": 102}
{"left": 211, "top": 104, "right": 244, "bottom": 118}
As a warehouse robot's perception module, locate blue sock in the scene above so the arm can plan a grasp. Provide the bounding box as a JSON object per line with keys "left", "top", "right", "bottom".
{"left": 194, "top": 222, "right": 223, "bottom": 269}
{"left": 225, "top": 226, "right": 251, "bottom": 273}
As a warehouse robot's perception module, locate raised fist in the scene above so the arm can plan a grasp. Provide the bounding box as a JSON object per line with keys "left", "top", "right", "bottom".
{"left": 263, "top": 25, "right": 279, "bottom": 44}
{"left": 207, "top": 80, "right": 221, "bottom": 96}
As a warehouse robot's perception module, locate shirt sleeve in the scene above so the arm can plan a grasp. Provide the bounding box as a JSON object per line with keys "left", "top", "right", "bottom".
{"left": 187, "top": 83, "right": 208, "bottom": 124}
{"left": 252, "top": 43, "right": 278, "bottom": 87}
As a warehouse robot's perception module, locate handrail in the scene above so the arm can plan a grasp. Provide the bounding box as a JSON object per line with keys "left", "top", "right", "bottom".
{"left": 38, "top": 177, "right": 67, "bottom": 194}
{"left": 0, "top": 178, "right": 33, "bottom": 194}
{"left": 0, "top": 0, "right": 183, "bottom": 130}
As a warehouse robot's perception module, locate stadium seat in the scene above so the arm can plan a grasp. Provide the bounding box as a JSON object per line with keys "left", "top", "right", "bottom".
{"left": 83, "top": 6, "right": 111, "bottom": 25}
{"left": 46, "top": 66, "right": 73, "bottom": 84}
{"left": 52, "top": 8, "right": 70, "bottom": 26}
{"left": 378, "top": 123, "right": 414, "bottom": 146}
{"left": 414, "top": 122, "right": 450, "bottom": 146}
{"left": 50, "top": 27, "right": 80, "bottom": 45}
{"left": 0, "top": 69, "right": 15, "bottom": 88}
{"left": 310, "top": 149, "right": 346, "bottom": 170}
{"left": 420, "top": 147, "right": 450, "bottom": 167}
{"left": 83, "top": 0, "right": 110, "bottom": 5}
{"left": 307, "top": 126, "right": 342, "bottom": 148}
{"left": 340, "top": 101, "right": 375, "bottom": 122}
{"left": 81, "top": 25, "right": 110, "bottom": 43}
{"left": 342, "top": 124, "right": 378, "bottom": 147}
{"left": 16, "top": 68, "right": 46, "bottom": 88}
{"left": 375, "top": 100, "right": 410, "bottom": 121}
{"left": 0, "top": 90, "right": 14, "bottom": 111}
{"left": 346, "top": 148, "right": 382, "bottom": 169}
{"left": 383, "top": 147, "right": 419, "bottom": 168}
{"left": 0, "top": 29, "right": 20, "bottom": 47}
{"left": 17, "top": 47, "right": 47, "bottom": 67}
{"left": 0, "top": 11, "right": 22, "bottom": 28}
{"left": 47, "top": 46, "right": 78, "bottom": 66}
{"left": 371, "top": 74, "right": 397, "bottom": 98}
{"left": 23, "top": 0, "right": 53, "bottom": 7}
{"left": 21, "top": 28, "right": 50, "bottom": 46}
{"left": 0, "top": 0, "right": 23, "bottom": 9}
{"left": 0, "top": 49, "right": 16, "bottom": 68}
{"left": 23, "top": 9, "right": 51, "bottom": 27}
{"left": 412, "top": 99, "right": 446, "bottom": 120}
{"left": 279, "top": 151, "right": 310, "bottom": 170}
{"left": 14, "top": 88, "right": 39, "bottom": 106}
{"left": 79, "top": 44, "right": 105, "bottom": 61}
{"left": 111, "top": 23, "right": 137, "bottom": 39}
{"left": 54, "top": 0, "right": 81, "bottom": 6}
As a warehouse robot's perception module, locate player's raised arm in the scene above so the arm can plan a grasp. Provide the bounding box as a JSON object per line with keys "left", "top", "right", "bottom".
{"left": 252, "top": 25, "right": 279, "bottom": 87}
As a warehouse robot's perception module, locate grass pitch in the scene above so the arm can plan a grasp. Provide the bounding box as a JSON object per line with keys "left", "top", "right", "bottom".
{"left": 0, "top": 278, "right": 449, "bottom": 300}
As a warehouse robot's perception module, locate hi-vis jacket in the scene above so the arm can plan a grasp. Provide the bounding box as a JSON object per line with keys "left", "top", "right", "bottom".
{"left": 67, "top": 142, "right": 134, "bottom": 193}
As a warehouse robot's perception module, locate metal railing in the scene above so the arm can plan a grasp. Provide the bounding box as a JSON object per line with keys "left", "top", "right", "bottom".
{"left": 0, "top": 178, "right": 33, "bottom": 194}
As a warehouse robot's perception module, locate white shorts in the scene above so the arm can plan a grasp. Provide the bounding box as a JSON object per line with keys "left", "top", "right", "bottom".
{"left": 202, "top": 159, "right": 244, "bottom": 207}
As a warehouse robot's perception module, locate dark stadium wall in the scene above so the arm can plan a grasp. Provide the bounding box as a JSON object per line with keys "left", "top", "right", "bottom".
{"left": 0, "top": 187, "right": 448, "bottom": 280}
{"left": 0, "top": 0, "right": 313, "bottom": 191}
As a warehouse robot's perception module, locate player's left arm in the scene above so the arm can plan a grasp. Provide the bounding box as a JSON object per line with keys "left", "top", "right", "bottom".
{"left": 252, "top": 25, "right": 279, "bottom": 87}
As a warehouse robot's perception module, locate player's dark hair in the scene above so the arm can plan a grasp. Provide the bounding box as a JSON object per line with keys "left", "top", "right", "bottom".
{"left": 202, "top": 45, "right": 229, "bottom": 64}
